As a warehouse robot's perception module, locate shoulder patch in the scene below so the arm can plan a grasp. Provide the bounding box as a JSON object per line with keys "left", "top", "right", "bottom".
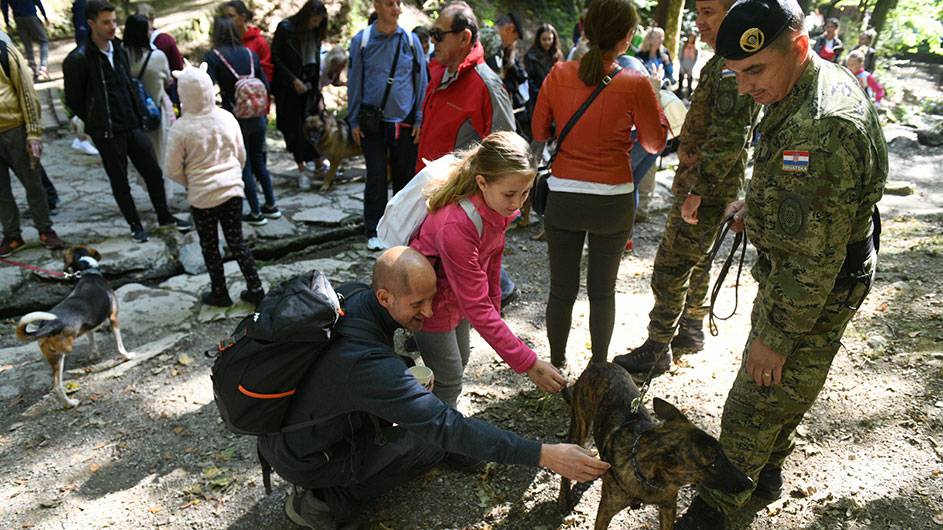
{"left": 777, "top": 193, "right": 807, "bottom": 237}
{"left": 716, "top": 91, "right": 736, "bottom": 114}
{"left": 721, "top": 69, "right": 737, "bottom": 78}
{"left": 782, "top": 150, "right": 810, "bottom": 172}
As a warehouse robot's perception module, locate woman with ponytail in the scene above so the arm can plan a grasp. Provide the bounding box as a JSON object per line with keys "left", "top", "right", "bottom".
{"left": 410, "top": 131, "right": 566, "bottom": 408}
{"left": 532, "top": 0, "right": 667, "bottom": 369}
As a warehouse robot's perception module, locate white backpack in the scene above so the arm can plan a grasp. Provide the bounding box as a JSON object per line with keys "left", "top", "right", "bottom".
{"left": 377, "top": 155, "right": 483, "bottom": 249}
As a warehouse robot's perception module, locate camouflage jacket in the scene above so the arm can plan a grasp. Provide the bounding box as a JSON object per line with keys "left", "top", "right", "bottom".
{"left": 671, "top": 54, "right": 758, "bottom": 200}
{"left": 746, "top": 56, "right": 888, "bottom": 356}
{"left": 479, "top": 26, "right": 502, "bottom": 68}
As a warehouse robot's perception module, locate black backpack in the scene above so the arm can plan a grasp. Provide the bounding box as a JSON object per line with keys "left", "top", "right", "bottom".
{"left": 208, "top": 271, "right": 370, "bottom": 436}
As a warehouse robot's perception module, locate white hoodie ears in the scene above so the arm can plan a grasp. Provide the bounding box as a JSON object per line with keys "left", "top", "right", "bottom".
{"left": 171, "top": 58, "right": 197, "bottom": 79}
{"left": 199, "top": 62, "right": 208, "bottom": 72}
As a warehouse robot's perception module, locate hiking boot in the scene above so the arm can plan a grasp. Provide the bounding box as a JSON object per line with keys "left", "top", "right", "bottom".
{"left": 753, "top": 465, "right": 783, "bottom": 500}
{"left": 285, "top": 488, "right": 336, "bottom": 530}
{"left": 39, "top": 229, "right": 65, "bottom": 250}
{"left": 130, "top": 226, "right": 149, "bottom": 243}
{"left": 0, "top": 235, "right": 25, "bottom": 257}
{"left": 671, "top": 317, "right": 705, "bottom": 357}
{"left": 243, "top": 212, "right": 268, "bottom": 226}
{"left": 612, "top": 339, "right": 671, "bottom": 375}
{"left": 201, "top": 289, "right": 234, "bottom": 307}
{"left": 240, "top": 286, "right": 265, "bottom": 306}
{"left": 158, "top": 216, "right": 192, "bottom": 233}
{"left": 261, "top": 204, "right": 282, "bottom": 219}
{"left": 674, "top": 496, "right": 726, "bottom": 530}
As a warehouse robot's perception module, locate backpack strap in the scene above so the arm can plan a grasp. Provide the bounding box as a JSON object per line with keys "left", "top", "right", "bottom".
{"left": 258, "top": 446, "right": 273, "bottom": 495}
{"left": 245, "top": 47, "right": 254, "bottom": 78}
{"left": 459, "top": 197, "right": 484, "bottom": 239}
{"left": 137, "top": 50, "right": 152, "bottom": 80}
{"left": 213, "top": 48, "right": 245, "bottom": 79}
{"left": 0, "top": 40, "right": 9, "bottom": 79}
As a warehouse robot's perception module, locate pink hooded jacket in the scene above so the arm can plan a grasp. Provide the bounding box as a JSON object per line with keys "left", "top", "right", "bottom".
{"left": 410, "top": 193, "right": 537, "bottom": 374}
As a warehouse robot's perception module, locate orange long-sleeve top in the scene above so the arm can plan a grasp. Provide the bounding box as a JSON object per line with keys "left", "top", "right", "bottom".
{"left": 532, "top": 60, "right": 668, "bottom": 185}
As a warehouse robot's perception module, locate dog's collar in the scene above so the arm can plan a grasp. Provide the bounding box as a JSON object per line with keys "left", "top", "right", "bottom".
{"left": 67, "top": 267, "right": 103, "bottom": 279}
{"left": 603, "top": 416, "right": 660, "bottom": 493}
{"left": 629, "top": 429, "right": 660, "bottom": 490}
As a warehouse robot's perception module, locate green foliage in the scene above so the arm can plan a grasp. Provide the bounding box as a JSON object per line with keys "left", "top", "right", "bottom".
{"left": 877, "top": 0, "right": 943, "bottom": 56}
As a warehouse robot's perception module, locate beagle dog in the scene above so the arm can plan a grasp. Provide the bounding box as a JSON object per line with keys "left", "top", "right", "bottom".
{"left": 15, "top": 245, "right": 134, "bottom": 408}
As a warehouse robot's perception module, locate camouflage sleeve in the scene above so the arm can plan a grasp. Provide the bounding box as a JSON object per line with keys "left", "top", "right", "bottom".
{"left": 751, "top": 120, "right": 870, "bottom": 356}
{"left": 672, "top": 61, "right": 715, "bottom": 195}
{"left": 690, "top": 74, "right": 756, "bottom": 198}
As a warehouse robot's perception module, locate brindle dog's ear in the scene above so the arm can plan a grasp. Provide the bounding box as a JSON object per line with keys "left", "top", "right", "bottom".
{"left": 652, "top": 398, "right": 688, "bottom": 422}
{"left": 90, "top": 247, "right": 102, "bottom": 261}
{"left": 63, "top": 247, "right": 75, "bottom": 270}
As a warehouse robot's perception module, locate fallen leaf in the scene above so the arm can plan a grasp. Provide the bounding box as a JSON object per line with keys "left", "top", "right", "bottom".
{"left": 89, "top": 463, "right": 101, "bottom": 473}
{"left": 201, "top": 466, "right": 222, "bottom": 480}
{"left": 147, "top": 505, "right": 162, "bottom": 514}
{"left": 177, "top": 354, "right": 193, "bottom": 366}
{"left": 64, "top": 381, "right": 80, "bottom": 394}
{"left": 38, "top": 498, "right": 61, "bottom": 508}
{"left": 216, "top": 447, "right": 236, "bottom": 462}
{"left": 173, "top": 426, "right": 185, "bottom": 435}
{"left": 210, "top": 476, "right": 233, "bottom": 489}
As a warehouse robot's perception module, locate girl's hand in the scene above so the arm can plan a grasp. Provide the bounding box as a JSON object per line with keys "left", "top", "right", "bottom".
{"left": 526, "top": 359, "right": 566, "bottom": 393}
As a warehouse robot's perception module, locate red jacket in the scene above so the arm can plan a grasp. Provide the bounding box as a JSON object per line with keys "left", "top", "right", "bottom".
{"left": 242, "top": 26, "right": 274, "bottom": 83}
{"left": 416, "top": 42, "right": 515, "bottom": 171}
{"left": 410, "top": 193, "right": 536, "bottom": 373}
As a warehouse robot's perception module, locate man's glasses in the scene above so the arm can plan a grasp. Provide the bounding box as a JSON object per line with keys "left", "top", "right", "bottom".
{"left": 429, "top": 27, "right": 464, "bottom": 42}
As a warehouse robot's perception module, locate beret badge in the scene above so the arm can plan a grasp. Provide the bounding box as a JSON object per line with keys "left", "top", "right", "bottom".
{"left": 739, "top": 28, "right": 765, "bottom": 53}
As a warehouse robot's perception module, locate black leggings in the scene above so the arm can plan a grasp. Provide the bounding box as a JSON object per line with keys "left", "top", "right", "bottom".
{"left": 544, "top": 190, "right": 634, "bottom": 365}
{"left": 191, "top": 197, "right": 261, "bottom": 293}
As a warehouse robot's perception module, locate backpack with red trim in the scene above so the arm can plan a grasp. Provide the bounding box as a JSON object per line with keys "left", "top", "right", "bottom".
{"left": 208, "top": 271, "right": 369, "bottom": 435}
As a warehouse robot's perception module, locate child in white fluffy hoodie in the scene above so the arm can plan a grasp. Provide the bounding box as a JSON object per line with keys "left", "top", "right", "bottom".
{"left": 165, "top": 62, "right": 264, "bottom": 307}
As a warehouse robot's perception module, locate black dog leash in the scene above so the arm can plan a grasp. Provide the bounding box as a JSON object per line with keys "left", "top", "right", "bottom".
{"left": 703, "top": 215, "right": 748, "bottom": 337}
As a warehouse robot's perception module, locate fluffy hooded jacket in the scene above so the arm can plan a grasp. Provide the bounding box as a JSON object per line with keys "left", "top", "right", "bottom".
{"left": 165, "top": 62, "right": 246, "bottom": 209}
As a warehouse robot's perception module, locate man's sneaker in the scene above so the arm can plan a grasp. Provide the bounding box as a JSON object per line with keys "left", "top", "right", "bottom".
{"left": 753, "top": 465, "right": 783, "bottom": 500}
{"left": 285, "top": 487, "right": 336, "bottom": 530}
{"left": 367, "top": 236, "right": 384, "bottom": 251}
{"left": 674, "top": 496, "right": 726, "bottom": 530}
{"left": 299, "top": 172, "right": 312, "bottom": 191}
{"left": 71, "top": 137, "right": 100, "bottom": 156}
{"left": 172, "top": 216, "right": 193, "bottom": 233}
{"left": 131, "top": 226, "right": 149, "bottom": 243}
{"left": 0, "top": 235, "right": 25, "bottom": 257}
{"left": 201, "top": 289, "right": 234, "bottom": 307}
{"left": 261, "top": 204, "right": 282, "bottom": 219}
{"left": 39, "top": 230, "right": 65, "bottom": 250}
{"left": 240, "top": 287, "right": 265, "bottom": 306}
{"left": 671, "top": 317, "right": 705, "bottom": 357}
{"left": 243, "top": 212, "right": 268, "bottom": 226}
{"left": 612, "top": 339, "right": 671, "bottom": 375}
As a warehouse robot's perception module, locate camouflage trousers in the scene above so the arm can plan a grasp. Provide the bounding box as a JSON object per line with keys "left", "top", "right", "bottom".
{"left": 647, "top": 196, "right": 731, "bottom": 343}
{"left": 698, "top": 278, "right": 868, "bottom": 513}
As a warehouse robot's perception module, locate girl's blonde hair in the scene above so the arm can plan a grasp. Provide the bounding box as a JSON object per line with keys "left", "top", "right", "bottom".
{"left": 639, "top": 27, "right": 666, "bottom": 54}
{"left": 426, "top": 131, "right": 536, "bottom": 212}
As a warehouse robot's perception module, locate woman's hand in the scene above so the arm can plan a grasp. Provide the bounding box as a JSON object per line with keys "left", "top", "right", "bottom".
{"left": 540, "top": 444, "right": 610, "bottom": 482}
{"left": 292, "top": 78, "right": 308, "bottom": 95}
{"left": 526, "top": 359, "right": 566, "bottom": 393}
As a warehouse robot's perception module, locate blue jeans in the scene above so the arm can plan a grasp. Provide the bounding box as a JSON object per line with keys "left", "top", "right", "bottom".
{"left": 631, "top": 132, "right": 659, "bottom": 214}
{"left": 500, "top": 266, "right": 516, "bottom": 299}
{"left": 240, "top": 117, "right": 276, "bottom": 215}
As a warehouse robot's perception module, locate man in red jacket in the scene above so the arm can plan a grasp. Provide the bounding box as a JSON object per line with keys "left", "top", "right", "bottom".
{"left": 416, "top": 1, "right": 514, "bottom": 171}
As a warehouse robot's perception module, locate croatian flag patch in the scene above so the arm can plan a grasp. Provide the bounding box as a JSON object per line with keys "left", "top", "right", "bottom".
{"left": 782, "top": 151, "right": 810, "bottom": 172}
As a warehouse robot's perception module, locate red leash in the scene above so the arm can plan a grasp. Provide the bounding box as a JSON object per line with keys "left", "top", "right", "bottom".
{"left": 0, "top": 257, "right": 67, "bottom": 278}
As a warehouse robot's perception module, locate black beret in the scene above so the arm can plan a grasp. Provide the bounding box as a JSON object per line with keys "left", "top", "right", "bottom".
{"left": 506, "top": 12, "right": 523, "bottom": 40}
{"left": 716, "top": 0, "right": 800, "bottom": 60}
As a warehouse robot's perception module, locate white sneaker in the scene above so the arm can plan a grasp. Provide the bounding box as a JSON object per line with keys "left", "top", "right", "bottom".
{"left": 298, "top": 172, "right": 312, "bottom": 191}
{"left": 72, "top": 138, "right": 99, "bottom": 156}
{"left": 367, "top": 237, "right": 384, "bottom": 251}
{"left": 304, "top": 161, "right": 316, "bottom": 172}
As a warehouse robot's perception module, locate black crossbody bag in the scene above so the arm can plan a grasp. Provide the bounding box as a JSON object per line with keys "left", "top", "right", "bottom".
{"left": 358, "top": 32, "right": 403, "bottom": 136}
{"left": 532, "top": 65, "right": 623, "bottom": 216}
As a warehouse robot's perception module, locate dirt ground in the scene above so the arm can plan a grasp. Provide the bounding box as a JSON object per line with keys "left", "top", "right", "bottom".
{"left": 1, "top": 38, "right": 942, "bottom": 530}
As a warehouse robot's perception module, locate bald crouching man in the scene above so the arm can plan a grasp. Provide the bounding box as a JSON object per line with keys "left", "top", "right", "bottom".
{"left": 258, "top": 246, "right": 609, "bottom": 529}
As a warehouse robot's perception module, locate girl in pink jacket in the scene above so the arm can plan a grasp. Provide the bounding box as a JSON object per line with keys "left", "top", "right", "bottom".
{"left": 410, "top": 131, "right": 565, "bottom": 408}
{"left": 165, "top": 62, "right": 264, "bottom": 308}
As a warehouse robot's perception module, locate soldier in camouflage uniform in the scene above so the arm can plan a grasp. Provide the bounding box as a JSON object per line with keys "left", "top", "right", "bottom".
{"left": 614, "top": 0, "right": 758, "bottom": 376}
{"left": 675, "top": 0, "right": 887, "bottom": 527}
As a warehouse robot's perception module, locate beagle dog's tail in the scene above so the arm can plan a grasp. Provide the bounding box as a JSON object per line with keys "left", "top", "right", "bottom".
{"left": 15, "top": 312, "right": 60, "bottom": 341}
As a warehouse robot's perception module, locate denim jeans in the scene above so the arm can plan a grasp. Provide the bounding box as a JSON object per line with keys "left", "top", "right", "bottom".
{"left": 239, "top": 117, "right": 276, "bottom": 215}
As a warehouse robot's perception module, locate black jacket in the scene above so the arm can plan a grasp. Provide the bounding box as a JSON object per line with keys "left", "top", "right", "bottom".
{"left": 257, "top": 288, "right": 541, "bottom": 486}
{"left": 63, "top": 37, "right": 142, "bottom": 136}
{"left": 270, "top": 19, "right": 320, "bottom": 96}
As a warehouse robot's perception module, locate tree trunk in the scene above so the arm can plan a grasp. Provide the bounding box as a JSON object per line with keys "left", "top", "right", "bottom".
{"left": 654, "top": 0, "right": 670, "bottom": 28}
{"left": 663, "top": 0, "right": 685, "bottom": 61}
{"left": 868, "top": 0, "right": 899, "bottom": 45}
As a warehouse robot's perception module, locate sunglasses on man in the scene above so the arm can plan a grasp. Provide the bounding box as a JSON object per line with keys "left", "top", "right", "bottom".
{"left": 429, "top": 25, "right": 465, "bottom": 42}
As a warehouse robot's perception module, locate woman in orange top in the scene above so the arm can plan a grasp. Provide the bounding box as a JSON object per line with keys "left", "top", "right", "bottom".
{"left": 532, "top": 0, "right": 667, "bottom": 368}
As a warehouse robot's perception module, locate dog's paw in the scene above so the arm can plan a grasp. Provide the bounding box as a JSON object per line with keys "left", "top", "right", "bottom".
{"left": 119, "top": 351, "right": 137, "bottom": 360}
{"left": 319, "top": 182, "right": 332, "bottom": 192}
{"left": 61, "top": 397, "right": 80, "bottom": 408}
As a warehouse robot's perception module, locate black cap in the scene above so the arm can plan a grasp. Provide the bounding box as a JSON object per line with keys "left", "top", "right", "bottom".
{"left": 506, "top": 12, "right": 523, "bottom": 40}
{"left": 716, "top": 0, "right": 800, "bottom": 60}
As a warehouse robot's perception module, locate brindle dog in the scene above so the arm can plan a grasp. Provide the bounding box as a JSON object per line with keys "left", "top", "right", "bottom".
{"left": 560, "top": 363, "right": 752, "bottom": 529}
{"left": 304, "top": 113, "right": 364, "bottom": 192}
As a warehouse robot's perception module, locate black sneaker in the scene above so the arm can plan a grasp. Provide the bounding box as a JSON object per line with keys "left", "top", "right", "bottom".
{"left": 671, "top": 317, "right": 705, "bottom": 357}
{"left": 674, "top": 496, "right": 726, "bottom": 530}
{"left": 285, "top": 487, "right": 336, "bottom": 530}
{"left": 159, "top": 216, "right": 193, "bottom": 233}
{"left": 260, "top": 204, "right": 282, "bottom": 219}
{"left": 242, "top": 212, "right": 268, "bottom": 226}
{"left": 612, "top": 339, "right": 671, "bottom": 375}
{"left": 131, "top": 226, "right": 149, "bottom": 243}
{"left": 0, "top": 235, "right": 25, "bottom": 257}
{"left": 753, "top": 465, "right": 783, "bottom": 500}
{"left": 201, "top": 289, "right": 233, "bottom": 307}
{"left": 240, "top": 287, "right": 265, "bottom": 306}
